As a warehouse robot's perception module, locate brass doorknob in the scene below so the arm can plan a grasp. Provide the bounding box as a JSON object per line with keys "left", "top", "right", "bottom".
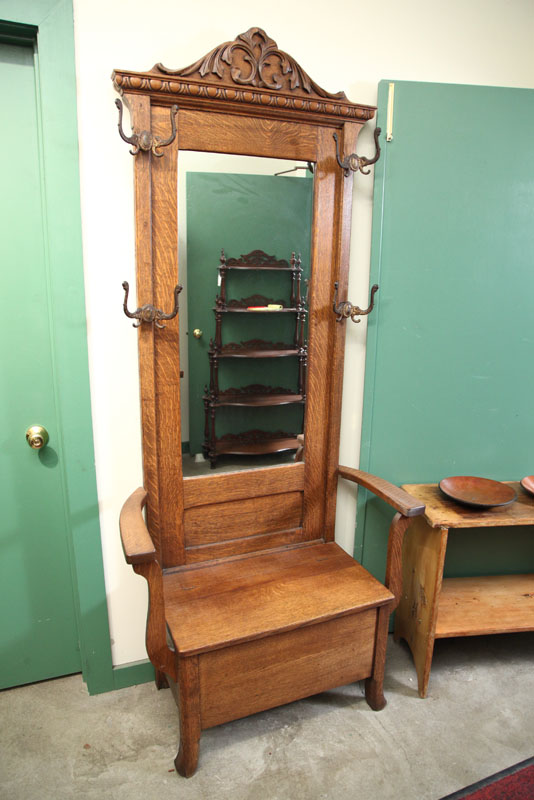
{"left": 25, "top": 425, "right": 49, "bottom": 450}
{"left": 193, "top": 329, "right": 203, "bottom": 339}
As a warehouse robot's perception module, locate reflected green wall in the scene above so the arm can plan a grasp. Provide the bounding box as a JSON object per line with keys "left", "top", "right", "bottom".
{"left": 186, "top": 172, "right": 313, "bottom": 455}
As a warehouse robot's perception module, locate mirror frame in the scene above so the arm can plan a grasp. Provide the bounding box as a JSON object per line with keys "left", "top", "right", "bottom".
{"left": 113, "top": 27, "right": 375, "bottom": 568}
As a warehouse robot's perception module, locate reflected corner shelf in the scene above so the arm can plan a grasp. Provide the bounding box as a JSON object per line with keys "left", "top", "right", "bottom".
{"left": 203, "top": 249, "right": 308, "bottom": 468}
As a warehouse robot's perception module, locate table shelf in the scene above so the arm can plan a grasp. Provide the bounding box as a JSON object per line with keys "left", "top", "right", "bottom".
{"left": 436, "top": 574, "right": 534, "bottom": 638}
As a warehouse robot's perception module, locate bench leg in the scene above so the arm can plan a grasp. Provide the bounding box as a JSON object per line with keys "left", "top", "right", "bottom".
{"left": 155, "top": 668, "right": 169, "bottom": 690}
{"left": 174, "top": 655, "right": 201, "bottom": 778}
{"left": 364, "top": 606, "right": 390, "bottom": 711}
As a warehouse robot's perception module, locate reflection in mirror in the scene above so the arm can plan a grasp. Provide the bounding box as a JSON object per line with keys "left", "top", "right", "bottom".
{"left": 178, "top": 152, "right": 314, "bottom": 475}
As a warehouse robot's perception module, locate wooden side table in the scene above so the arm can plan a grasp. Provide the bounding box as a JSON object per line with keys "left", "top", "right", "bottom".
{"left": 394, "top": 482, "right": 534, "bottom": 698}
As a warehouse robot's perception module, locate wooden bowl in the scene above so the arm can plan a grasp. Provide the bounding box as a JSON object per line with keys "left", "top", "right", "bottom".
{"left": 439, "top": 476, "right": 517, "bottom": 508}
{"left": 520, "top": 475, "right": 534, "bottom": 496}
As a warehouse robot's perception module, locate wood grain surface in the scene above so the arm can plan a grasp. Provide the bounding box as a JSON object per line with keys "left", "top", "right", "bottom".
{"left": 126, "top": 93, "right": 163, "bottom": 555}
{"left": 163, "top": 542, "right": 393, "bottom": 655}
{"left": 184, "top": 491, "right": 302, "bottom": 545}
{"left": 393, "top": 515, "right": 448, "bottom": 698}
{"left": 151, "top": 106, "right": 184, "bottom": 566}
{"left": 341, "top": 467, "right": 426, "bottom": 517}
{"left": 178, "top": 109, "right": 318, "bottom": 161}
{"left": 403, "top": 482, "right": 534, "bottom": 528}
{"left": 199, "top": 610, "right": 377, "bottom": 728}
{"left": 183, "top": 462, "right": 304, "bottom": 508}
{"left": 323, "top": 122, "right": 360, "bottom": 540}
{"left": 185, "top": 528, "right": 309, "bottom": 564}
{"left": 119, "top": 487, "right": 155, "bottom": 564}
{"left": 436, "top": 574, "right": 534, "bottom": 637}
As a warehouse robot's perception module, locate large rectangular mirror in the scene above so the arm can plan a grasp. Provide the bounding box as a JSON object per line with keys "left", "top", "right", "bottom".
{"left": 178, "top": 151, "right": 314, "bottom": 475}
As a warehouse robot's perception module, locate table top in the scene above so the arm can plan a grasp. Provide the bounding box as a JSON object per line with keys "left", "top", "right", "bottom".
{"left": 402, "top": 482, "right": 534, "bottom": 529}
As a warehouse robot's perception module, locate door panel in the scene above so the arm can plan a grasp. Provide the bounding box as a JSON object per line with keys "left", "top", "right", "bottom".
{"left": 0, "top": 42, "right": 81, "bottom": 687}
{"left": 358, "top": 80, "right": 534, "bottom": 582}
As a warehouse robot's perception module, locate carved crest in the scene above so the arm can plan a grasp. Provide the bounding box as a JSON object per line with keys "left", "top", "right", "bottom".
{"left": 156, "top": 27, "right": 346, "bottom": 102}
{"left": 112, "top": 27, "right": 375, "bottom": 122}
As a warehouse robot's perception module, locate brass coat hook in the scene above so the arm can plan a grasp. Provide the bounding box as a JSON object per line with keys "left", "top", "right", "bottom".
{"left": 333, "top": 281, "right": 379, "bottom": 323}
{"left": 115, "top": 99, "right": 178, "bottom": 157}
{"left": 333, "top": 127, "right": 381, "bottom": 176}
{"left": 122, "top": 281, "right": 182, "bottom": 328}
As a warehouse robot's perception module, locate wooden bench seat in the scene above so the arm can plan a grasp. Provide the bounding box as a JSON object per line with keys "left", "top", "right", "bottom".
{"left": 120, "top": 470, "right": 425, "bottom": 775}
{"left": 163, "top": 542, "right": 394, "bottom": 656}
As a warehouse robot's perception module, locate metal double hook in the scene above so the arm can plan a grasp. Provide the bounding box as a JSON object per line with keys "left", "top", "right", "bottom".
{"left": 122, "top": 281, "right": 182, "bottom": 328}
{"left": 333, "top": 127, "right": 381, "bottom": 176}
{"left": 333, "top": 281, "right": 379, "bottom": 323}
{"left": 115, "top": 98, "right": 178, "bottom": 157}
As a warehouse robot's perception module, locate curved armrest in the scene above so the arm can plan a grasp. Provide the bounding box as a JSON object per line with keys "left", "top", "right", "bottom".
{"left": 119, "top": 487, "right": 157, "bottom": 565}
{"left": 337, "top": 466, "right": 425, "bottom": 517}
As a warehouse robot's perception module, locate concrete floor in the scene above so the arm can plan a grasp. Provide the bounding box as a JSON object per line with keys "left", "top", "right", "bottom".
{"left": 1, "top": 633, "right": 533, "bottom": 800}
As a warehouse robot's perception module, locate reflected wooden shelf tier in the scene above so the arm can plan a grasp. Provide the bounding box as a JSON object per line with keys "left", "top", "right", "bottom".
{"left": 203, "top": 249, "right": 307, "bottom": 468}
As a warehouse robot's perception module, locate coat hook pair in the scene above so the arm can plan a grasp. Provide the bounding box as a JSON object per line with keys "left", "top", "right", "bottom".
{"left": 333, "top": 281, "right": 379, "bottom": 323}
{"left": 115, "top": 98, "right": 178, "bottom": 157}
{"left": 122, "top": 282, "right": 182, "bottom": 328}
{"left": 333, "top": 127, "right": 381, "bottom": 177}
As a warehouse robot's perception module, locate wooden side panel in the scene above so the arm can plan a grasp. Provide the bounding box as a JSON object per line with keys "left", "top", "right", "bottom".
{"left": 394, "top": 516, "right": 448, "bottom": 698}
{"left": 303, "top": 122, "right": 363, "bottom": 541}
{"left": 177, "top": 109, "right": 317, "bottom": 161}
{"left": 323, "top": 122, "right": 366, "bottom": 539}
{"left": 151, "top": 106, "right": 184, "bottom": 566}
{"left": 199, "top": 610, "right": 377, "bottom": 728}
{"left": 126, "top": 93, "right": 162, "bottom": 554}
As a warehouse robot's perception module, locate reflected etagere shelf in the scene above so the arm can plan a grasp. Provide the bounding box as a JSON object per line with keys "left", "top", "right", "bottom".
{"left": 203, "top": 249, "right": 307, "bottom": 468}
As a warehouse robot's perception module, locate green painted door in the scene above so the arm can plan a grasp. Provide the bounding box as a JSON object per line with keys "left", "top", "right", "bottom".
{"left": 358, "top": 80, "right": 534, "bottom": 582}
{"left": 186, "top": 172, "right": 313, "bottom": 456}
{"left": 0, "top": 42, "right": 81, "bottom": 687}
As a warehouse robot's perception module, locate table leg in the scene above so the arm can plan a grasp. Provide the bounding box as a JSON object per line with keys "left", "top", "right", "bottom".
{"left": 394, "top": 516, "right": 448, "bottom": 697}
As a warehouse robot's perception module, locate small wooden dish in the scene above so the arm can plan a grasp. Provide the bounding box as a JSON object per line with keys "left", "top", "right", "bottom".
{"left": 439, "top": 476, "right": 517, "bottom": 508}
{"left": 520, "top": 475, "right": 534, "bottom": 496}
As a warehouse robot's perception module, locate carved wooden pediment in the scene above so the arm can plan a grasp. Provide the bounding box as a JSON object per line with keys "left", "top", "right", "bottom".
{"left": 112, "top": 27, "right": 375, "bottom": 123}
{"left": 155, "top": 27, "right": 346, "bottom": 101}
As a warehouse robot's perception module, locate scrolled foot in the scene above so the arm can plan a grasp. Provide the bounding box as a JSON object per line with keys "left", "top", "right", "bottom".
{"left": 175, "top": 738, "right": 199, "bottom": 778}
{"left": 365, "top": 678, "right": 387, "bottom": 711}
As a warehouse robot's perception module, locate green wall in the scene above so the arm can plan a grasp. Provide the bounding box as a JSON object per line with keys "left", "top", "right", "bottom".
{"left": 358, "top": 80, "right": 534, "bottom": 584}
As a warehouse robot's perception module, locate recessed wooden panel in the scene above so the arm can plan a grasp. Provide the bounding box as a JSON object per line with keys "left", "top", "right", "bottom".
{"left": 184, "top": 490, "right": 303, "bottom": 546}
{"left": 199, "top": 610, "right": 377, "bottom": 728}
